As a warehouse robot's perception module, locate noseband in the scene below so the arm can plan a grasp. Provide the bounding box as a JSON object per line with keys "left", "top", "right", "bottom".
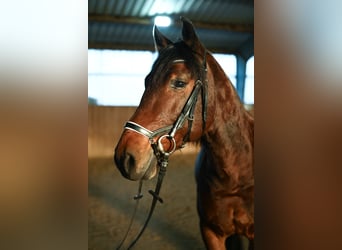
{"left": 117, "top": 52, "right": 208, "bottom": 250}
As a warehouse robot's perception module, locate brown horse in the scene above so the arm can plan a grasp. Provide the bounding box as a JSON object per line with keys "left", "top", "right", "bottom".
{"left": 114, "top": 18, "right": 254, "bottom": 250}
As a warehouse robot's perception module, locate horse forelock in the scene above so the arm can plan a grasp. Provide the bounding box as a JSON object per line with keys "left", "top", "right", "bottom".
{"left": 145, "top": 41, "right": 204, "bottom": 88}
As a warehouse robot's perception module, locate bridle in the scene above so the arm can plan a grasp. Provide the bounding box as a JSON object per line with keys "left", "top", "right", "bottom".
{"left": 125, "top": 50, "right": 208, "bottom": 153}
{"left": 117, "top": 51, "right": 208, "bottom": 249}
{"left": 124, "top": 78, "right": 206, "bottom": 155}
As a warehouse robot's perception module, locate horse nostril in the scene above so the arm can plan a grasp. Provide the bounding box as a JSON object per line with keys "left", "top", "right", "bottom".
{"left": 114, "top": 150, "right": 135, "bottom": 177}
{"left": 114, "top": 151, "right": 136, "bottom": 179}
{"left": 124, "top": 152, "right": 135, "bottom": 173}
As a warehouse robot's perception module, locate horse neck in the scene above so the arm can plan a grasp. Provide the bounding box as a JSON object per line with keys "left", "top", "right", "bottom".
{"left": 201, "top": 55, "right": 254, "bottom": 184}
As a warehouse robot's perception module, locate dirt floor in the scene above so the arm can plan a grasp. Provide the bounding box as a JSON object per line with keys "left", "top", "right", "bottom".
{"left": 88, "top": 151, "right": 206, "bottom": 250}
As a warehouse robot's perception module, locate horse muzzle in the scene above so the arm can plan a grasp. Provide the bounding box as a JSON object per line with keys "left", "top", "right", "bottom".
{"left": 114, "top": 131, "right": 157, "bottom": 181}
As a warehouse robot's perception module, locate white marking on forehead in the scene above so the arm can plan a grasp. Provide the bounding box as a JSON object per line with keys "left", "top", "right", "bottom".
{"left": 172, "top": 59, "right": 186, "bottom": 64}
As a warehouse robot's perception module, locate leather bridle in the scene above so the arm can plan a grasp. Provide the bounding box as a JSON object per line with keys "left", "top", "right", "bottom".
{"left": 124, "top": 78, "right": 205, "bottom": 155}
{"left": 117, "top": 51, "right": 208, "bottom": 249}
{"left": 125, "top": 50, "right": 208, "bottom": 153}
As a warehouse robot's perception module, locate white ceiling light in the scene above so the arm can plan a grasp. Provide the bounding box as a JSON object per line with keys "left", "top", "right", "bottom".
{"left": 154, "top": 16, "right": 171, "bottom": 27}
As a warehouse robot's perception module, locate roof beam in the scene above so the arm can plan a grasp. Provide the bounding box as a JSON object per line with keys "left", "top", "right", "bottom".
{"left": 88, "top": 15, "right": 253, "bottom": 33}
{"left": 88, "top": 41, "right": 238, "bottom": 54}
{"left": 88, "top": 42, "right": 155, "bottom": 51}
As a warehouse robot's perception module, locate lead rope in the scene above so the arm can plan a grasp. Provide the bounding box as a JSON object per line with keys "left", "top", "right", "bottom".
{"left": 126, "top": 147, "right": 168, "bottom": 249}
{"left": 116, "top": 180, "right": 143, "bottom": 250}
{"left": 116, "top": 142, "right": 169, "bottom": 250}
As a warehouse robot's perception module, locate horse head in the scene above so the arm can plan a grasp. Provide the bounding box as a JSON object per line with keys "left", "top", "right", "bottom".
{"left": 114, "top": 18, "right": 215, "bottom": 181}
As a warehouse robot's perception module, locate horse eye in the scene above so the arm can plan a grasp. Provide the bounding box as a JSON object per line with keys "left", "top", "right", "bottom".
{"left": 171, "top": 79, "right": 187, "bottom": 89}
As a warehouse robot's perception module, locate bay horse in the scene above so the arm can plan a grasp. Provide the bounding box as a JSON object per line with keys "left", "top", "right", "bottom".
{"left": 114, "top": 17, "right": 254, "bottom": 250}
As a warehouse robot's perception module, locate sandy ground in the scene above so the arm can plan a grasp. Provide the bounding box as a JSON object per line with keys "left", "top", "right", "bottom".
{"left": 88, "top": 151, "right": 206, "bottom": 250}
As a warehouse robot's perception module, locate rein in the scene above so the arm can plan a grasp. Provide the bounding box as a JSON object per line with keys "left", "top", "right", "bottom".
{"left": 117, "top": 52, "right": 208, "bottom": 249}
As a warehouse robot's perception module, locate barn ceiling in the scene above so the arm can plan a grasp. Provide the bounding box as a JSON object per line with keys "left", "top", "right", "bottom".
{"left": 88, "top": 0, "right": 254, "bottom": 59}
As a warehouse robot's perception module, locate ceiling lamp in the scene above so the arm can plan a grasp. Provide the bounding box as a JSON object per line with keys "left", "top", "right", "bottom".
{"left": 154, "top": 15, "right": 171, "bottom": 27}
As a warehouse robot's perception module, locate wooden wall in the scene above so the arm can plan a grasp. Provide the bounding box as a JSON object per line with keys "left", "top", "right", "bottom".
{"left": 88, "top": 105, "right": 136, "bottom": 158}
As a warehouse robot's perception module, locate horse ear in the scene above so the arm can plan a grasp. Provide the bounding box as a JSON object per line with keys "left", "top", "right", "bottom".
{"left": 181, "top": 17, "right": 205, "bottom": 55}
{"left": 153, "top": 25, "right": 172, "bottom": 52}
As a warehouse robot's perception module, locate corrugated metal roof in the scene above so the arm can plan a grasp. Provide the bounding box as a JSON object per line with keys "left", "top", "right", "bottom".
{"left": 88, "top": 0, "right": 254, "bottom": 58}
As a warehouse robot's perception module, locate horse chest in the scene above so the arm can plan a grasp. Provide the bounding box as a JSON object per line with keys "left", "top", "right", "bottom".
{"left": 195, "top": 147, "right": 254, "bottom": 239}
{"left": 198, "top": 185, "right": 254, "bottom": 238}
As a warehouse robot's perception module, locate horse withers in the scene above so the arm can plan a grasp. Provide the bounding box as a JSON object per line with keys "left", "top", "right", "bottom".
{"left": 114, "top": 17, "right": 254, "bottom": 250}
